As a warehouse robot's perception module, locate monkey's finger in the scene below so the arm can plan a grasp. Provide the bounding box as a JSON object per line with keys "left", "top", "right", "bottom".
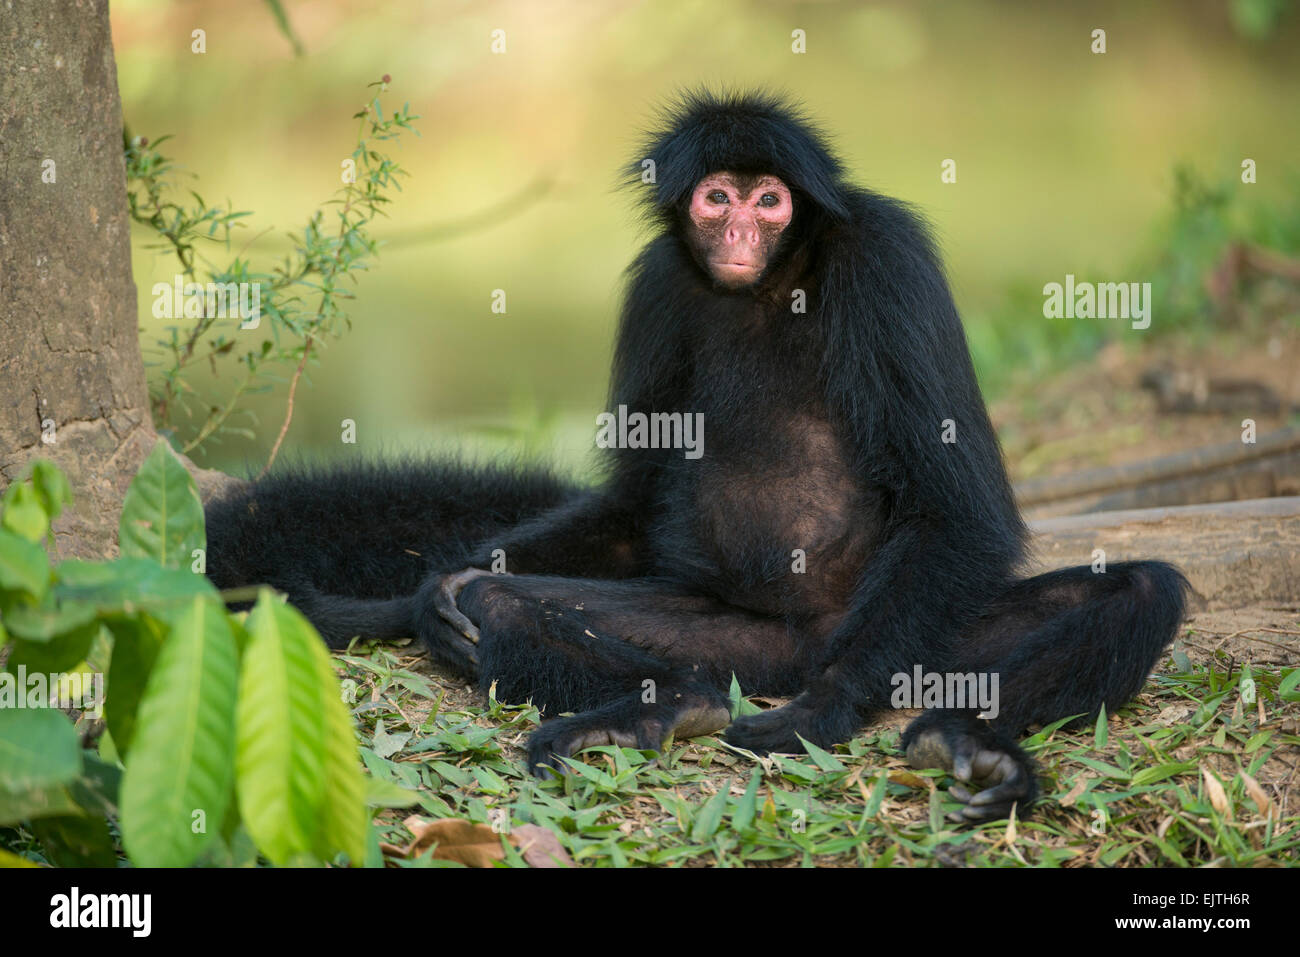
{"left": 448, "top": 633, "right": 479, "bottom": 669}
{"left": 951, "top": 741, "right": 978, "bottom": 783}
{"left": 433, "top": 587, "right": 479, "bottom": 641}
{"left": 438, "top": 569, "right": 489, "bottom": 642}
{"left": 971, "top": 748, "right": 1016, "bottom": 781}
{"left": 956, "top": 800, "right": 1018, "bottom": 822}
{"left": 966, "top": 781, "right": 1028, "bottom": 810}
{"left": 445, "top": 606, "right": 480, "bottom": 643}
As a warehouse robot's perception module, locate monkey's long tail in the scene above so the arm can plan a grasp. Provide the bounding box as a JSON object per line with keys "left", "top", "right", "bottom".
{"left": 202, "top": 456, "right": 574, "bottom": 643}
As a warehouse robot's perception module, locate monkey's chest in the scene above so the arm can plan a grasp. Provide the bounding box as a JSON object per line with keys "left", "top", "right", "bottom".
{"left": 657, "top": 414, "right": 873, "bottom": 617}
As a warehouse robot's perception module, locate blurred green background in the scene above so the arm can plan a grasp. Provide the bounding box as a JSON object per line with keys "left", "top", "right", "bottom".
{"left": 110, "top": 0, "right": 1300, "bottom": 476}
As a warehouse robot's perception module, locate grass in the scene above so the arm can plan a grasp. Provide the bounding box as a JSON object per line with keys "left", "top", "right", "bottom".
{"left": 336, "top": 619, "right": 1300, "bottom": 868}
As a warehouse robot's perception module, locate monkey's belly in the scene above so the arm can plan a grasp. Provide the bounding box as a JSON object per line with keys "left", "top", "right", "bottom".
{"left": 661, "top": 461, "right": 870, "bottom": 618}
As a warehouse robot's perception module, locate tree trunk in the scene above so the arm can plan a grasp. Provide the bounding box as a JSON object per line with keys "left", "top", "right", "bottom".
{"left": 0, "top": 0, "right": 154, "bottom": 558}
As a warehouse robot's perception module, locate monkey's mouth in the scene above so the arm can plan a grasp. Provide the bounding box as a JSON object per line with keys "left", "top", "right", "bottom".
{"left": 711, "top": 261, "right": 763, "bottom": 278}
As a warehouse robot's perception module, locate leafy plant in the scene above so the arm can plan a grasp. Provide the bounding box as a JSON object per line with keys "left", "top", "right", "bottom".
{"left": 0, "top": 445, "right": 371, "bottom": 867}
{"left": 1143, "top": 163, "right": 1300, "bottom": 333}
{"left": 125, "top": 78, "right": 419, "bottom": 465}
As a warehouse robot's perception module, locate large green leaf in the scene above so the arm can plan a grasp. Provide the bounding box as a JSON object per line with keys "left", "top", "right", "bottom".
{"left": 5, "top": 621, "right": 99, "bottom": 675}
{"left": 0, "top": 597, "right": 97, "bottom": 643}
{"left": 0, "top": 528, "right": 50, "bottom": 600}
{"left": 119, "top": 596, "right": 239, "bottom": 868}
{"left": 0, "top": 707, "right": 82, "bottom": 792}
{"left": 118, "top": 439, "right": 206, "bottom": 569}
{"left": 54, "top": 557, "right": 215, "bottom": 614}
{"left": 236, "top": 593, "right": 342, "bottom": 865}
{"left": 232, "top": 590, "right": 364, "bottom": 868}
{"left": 1, "top": 483, "right": 50, "bottom": 543}
{"left": 104, "top": 614, "right": 167, "bottom": 756}
{"left": 0, "top": 783, "right": 81, "bottom": 826}
{"left": 0, "top": 461, "right": 70, "bottom": 545}
{"left": 311, "top": 636, "right": 368, "bottom": 865}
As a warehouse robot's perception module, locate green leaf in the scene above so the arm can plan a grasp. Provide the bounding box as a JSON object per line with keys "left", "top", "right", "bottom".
{"left": 1131, "top": 762, "right": 1196, "bottom": 787}
{"left": 1, "top": 484, "right": 49, "bottom": 543}
{"left": 54, "top": 557, "right": 215, "bottom": 613}
{"left": 311, "top": 631, "right": 368, "bottom": 865}
{"left": 0, "top": 783, "right": 82, "bottom": 826}
{"left": 797, "top": 734, "right": 847, "bottom": 773}
{"left": 27, "top": 461, "right": 72, "bottom": 521}
{"left": 104, "top": 614, "right": 167, "bottom": 756}
{"left": 690, "top": 788, "right": 728, "bottom": 842}
{"left": 364, "top": 776, "right": 417, "bottom": 809}
{"left": 0, "top": 848, "right": 41, "bottom": 867}
{"left": 863, "top": 770, "right": 889, "bottom": 818}
{"left": 727, "top": 673, "right": 762, "bottom": 719}
{"left": 0, "top": 596, "right": 97, "bottom": 643}
{"left": 5, "top": 621, "right": 99, "bottom": 675}
{"left": 0, "top": 707, "right": 82, "bottom": 791}
{"left": 118, "top": 439, "right": 206, "bottom": 569}
{"left": 120, "top": 596, "right": 239, "bottom": 868}
{"left": 1093, "top": 704, "right": 1108, "bottom": 749}
{"left": 0, "top": 528, "right": 50, "bottom": 600}
{"left": 236, "top": 592, "right": 328, "bottom": 865}
{"left": 0, "top": 461, "right": 70, "bottom": 544}
{"left": 262, "top": 0, "right": 305, "bottom": 55}
{"left": 731, "top": 768, "right": 761, "bottom": 831}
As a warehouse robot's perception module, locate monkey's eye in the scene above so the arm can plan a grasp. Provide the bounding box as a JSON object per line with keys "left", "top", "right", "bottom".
{"left": 759, "top": 193, "right": 780, "bottom": 207}
{"left": 707, "top": 190, "right": 729, "bottom": 204}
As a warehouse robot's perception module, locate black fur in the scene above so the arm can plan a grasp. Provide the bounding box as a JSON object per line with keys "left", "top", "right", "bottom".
{"left": 205, "top": 92, "right": 1188, "bottom": 817}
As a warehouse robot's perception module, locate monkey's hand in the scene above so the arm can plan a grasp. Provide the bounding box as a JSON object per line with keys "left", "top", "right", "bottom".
{"left": 430, "top": 567, "right": 495, "bottom": 643}
{"left": 722, "top": 693, "right": 858, "bottom": 756}
{"left": 902, "top": 711, "right": 1037, "bottom": 823}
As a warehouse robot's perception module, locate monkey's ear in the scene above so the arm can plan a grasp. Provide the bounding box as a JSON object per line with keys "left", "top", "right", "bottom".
{"left": 627, "top": 89, "right": 851, "bottom": 223}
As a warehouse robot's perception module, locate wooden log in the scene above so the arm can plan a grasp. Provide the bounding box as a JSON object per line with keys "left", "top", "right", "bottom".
{"left": 1027, "top": 496, "right": 1300, "bottom": 612}
{"left": 1015, "top": 426, "right": 1300, "bottom": 518}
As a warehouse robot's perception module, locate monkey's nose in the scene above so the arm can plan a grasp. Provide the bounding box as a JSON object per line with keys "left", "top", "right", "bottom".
{"left": 724, "top": 225, "right": 761, "bottom": 246}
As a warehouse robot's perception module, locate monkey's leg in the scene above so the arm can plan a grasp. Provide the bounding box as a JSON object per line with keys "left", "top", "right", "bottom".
{"left": 455, "top": 574, "right": 814, "bottom": 775}
{"left": 904, "top": 561, "right": 1187, "bottom": 822}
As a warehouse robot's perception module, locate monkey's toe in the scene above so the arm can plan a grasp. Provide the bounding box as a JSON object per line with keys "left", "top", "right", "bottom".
{"left": 526, "top": 712, "right": 667, "bottom": 778}
{"left": 903, "top": 715, "right": 1037, "bottom": 823}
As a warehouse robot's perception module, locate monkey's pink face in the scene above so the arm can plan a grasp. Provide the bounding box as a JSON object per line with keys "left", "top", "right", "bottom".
{"left": 688, "top": 172, "right": 793, "bottom": 287}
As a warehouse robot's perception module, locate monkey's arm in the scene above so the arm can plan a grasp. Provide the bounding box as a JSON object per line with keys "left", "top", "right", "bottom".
{"left": 460, "top": 485, "right": 653, "bottom": 577}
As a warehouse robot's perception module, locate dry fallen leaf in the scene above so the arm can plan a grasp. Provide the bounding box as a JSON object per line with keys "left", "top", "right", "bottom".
{"left": 887, "top": 770, "right": 928, "bottom": 789}
{"left": 384, "top": 816, "right": 574, "bottom": 868}
{"left": 1201, "top": 766, "right": 1231, "bottom": 819}
{"left": 1059, "top": 775, "right": 1092, "bottom": 808}
{"left": 403, "top": 817, "right": 507, "bottom": 867}
{"left": 512, "top": 824, "right": 574, "bottom": 868}
{"left": 1238, "top": 771, "right": 1274, "bottom": 817}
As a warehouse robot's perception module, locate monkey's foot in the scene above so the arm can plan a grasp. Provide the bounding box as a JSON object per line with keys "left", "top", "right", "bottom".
{"left": 902, "top": 712, "right": 1037, "bottom": 823}
{"left": 722, "top": 694, "right": 855, "bottom": 756}
{"left": 527, "top": 692, "right": 729, "bottom": 778}
{"left": 414, "top": 614, "right": 480, "bottom": 682}
{"left": 433, "top": 567, "right": 497, "bottom": 642}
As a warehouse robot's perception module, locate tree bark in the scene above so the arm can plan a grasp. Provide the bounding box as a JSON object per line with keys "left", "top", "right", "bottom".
{"left": 0, "top": 0, "right": 156, "bottom": 558}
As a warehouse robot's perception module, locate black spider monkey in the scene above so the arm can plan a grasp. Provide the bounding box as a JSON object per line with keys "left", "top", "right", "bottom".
{"left": 206, "top": 91, "right": 1187, "bottom": 820}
